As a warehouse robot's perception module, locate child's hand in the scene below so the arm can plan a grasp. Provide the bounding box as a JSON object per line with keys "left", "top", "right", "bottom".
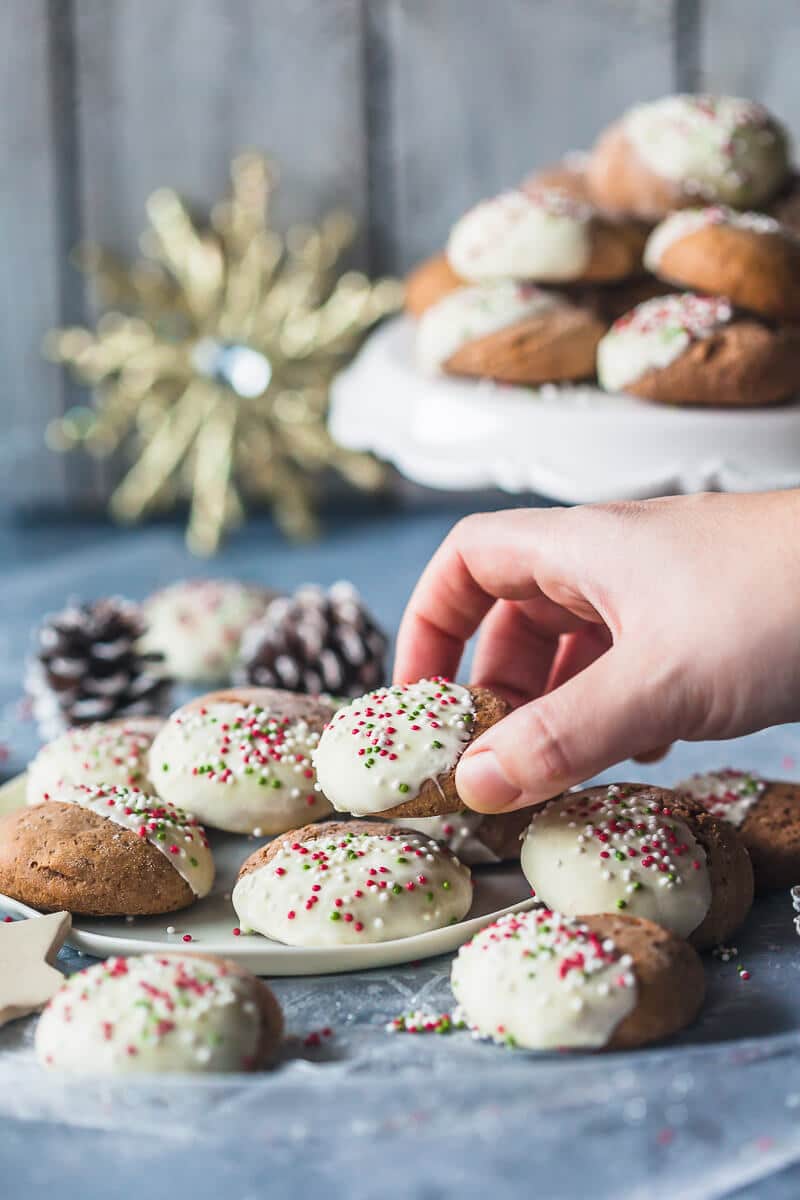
{"left": 394, "top": 492, "right": 800, "bottom": 813}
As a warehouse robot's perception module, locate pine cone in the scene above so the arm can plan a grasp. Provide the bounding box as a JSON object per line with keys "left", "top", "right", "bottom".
{"left": 235, "top": 581, "right": 388, "bottom": 698}
{"left": 26, "top": 598, "right": 173, "bottom": 742}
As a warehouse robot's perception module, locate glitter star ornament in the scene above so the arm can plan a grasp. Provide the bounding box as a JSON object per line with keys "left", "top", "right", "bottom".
{"left": 0, "top": 911, "right": 71, "bottom": 1025}
{"left": 44, "top": 154, "right": 403, "bottom": 555}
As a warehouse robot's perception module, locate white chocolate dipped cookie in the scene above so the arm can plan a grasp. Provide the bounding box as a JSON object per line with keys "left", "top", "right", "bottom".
{"left": 679, "top": 768, "right": 800, "bottom": 893}
{"left": 415, "top": 281, "right": 605, "bottom": 384}
{"left": 520, "top": 784, "right": 753, "bottom": 950}
{"left": 233, "top": 821, "right": 473, "bottom": 947}
{"left": 644, "top": 206, "right": 800, "bottom": 322}
{"left": 312, "top": 678, "right": 508, "bottom": 819}
{"left": 447, "top": 187, "right": 645, "bottom": 284}
{"left": 149, "top": 688, "right": 334, "bottom": 835}
{"left": 141, "top": 580, "right": 271, "bottom": 684}
{"left": 36, "top": 953, "right": 283, "bottom": 1074}
{"left": 27, "top": 717, "right": 163, "bottom": 806}
{"left": 451, "top": 909, "right": 704, "bottom": 1051}
{"left": 0, "top": 784, "right": 214, "bottom": 915}
{"left": 596, "top": 292, "right": 800, "bottom": 407}
{"left": 393, "top": 809, "right": 530, "bottom": 865}
{"left": 588, "top": 94, "right": 790, "bottom": 220}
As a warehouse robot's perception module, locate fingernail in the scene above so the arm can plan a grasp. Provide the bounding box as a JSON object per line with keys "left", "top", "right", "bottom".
{"left": 456, "top": 750, "right": 521, "bottom": 812}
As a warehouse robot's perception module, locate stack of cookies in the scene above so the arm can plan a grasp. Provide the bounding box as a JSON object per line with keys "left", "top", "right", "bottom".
{"left": 408, "top": 93, "right": 800, "bottom": 408}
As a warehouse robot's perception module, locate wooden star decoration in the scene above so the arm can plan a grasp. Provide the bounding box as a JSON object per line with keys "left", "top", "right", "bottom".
{"left": 0, "top": 911, "right": 72, "bottom": 1025}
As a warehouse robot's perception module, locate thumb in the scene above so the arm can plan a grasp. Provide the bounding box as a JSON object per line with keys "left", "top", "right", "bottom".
{"left": 456, "top": 646, "right": 675, "bottom": 812}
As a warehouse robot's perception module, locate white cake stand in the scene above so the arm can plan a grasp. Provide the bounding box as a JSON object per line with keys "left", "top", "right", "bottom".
{"left": 330, "top": 316, "right": 800, "bottom": 500}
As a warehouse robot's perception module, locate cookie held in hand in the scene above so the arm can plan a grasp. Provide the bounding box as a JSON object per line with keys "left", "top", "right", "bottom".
{"left": 416, "top": 281, "right": 606, "bottom": 385}
{"left": 233, "top": 820, "right": 473, "bottom": 947}
{"left": 587, "top": 94, "right": 789, "bottom": 220}
{"left": 451, "top": 909, "right": 704, "bottom": 1051}
{"left": 596, "top": 292, "right": 800, "bottom": 407}
{"left": 36, "top": 953, "right": 283, "bottom": 1074}
{"left": 0, "top": 784, "right": 214, "bottom": 916}
{"left": 645, "top": 207, "right": 800, "bottom": 322}
{"left": 149, "top": 688, "right": 335, "bottom": 835}
{"left": 520, "top": 784, "right": 753, "bottom": 950}
{"left": 312, "top": 678, "right": 508, "bottom": 819}
{"left": 447, "top": 188, "right": 647, "bottom": 284}
{"left": 27, "top": 716, "right": 163, "bottom": 805}
{"left": 679, "top": 768, "right": 800, "bottom": 893}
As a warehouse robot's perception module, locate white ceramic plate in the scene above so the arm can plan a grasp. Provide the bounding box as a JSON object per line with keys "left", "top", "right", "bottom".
{"left": 330, "top": 316, "right": 800, "bottom": 500}
{"left": 0, "top": 774, "right": 535, "bottom": 976}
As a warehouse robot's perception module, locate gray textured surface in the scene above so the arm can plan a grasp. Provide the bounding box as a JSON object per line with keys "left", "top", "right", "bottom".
{"left": 1, "top": 504, "right": 800, "bottom": 1198}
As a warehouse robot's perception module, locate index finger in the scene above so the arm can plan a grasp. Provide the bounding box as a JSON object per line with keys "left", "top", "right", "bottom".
{"left": 393, "top": 508, "right": 567, "bottom": 683}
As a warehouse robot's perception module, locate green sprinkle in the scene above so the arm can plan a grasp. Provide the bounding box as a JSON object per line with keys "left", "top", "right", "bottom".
{"left": 431, "top": 740, "right": 443, "bottom": 750}
{"left": 426, "top": 892, "right": 434, "bottom": 902}
{"left": 396, "top": 856, "right": 408, "bottom": 864}
{"left": 631, "top": 881, "right": 642, "bottom": 892}
{"left": 442, "top": 880, "right": 451, "bottom": 890}
{"left": 392, "top": 884, "right": 402, "bottom": 895}
{"left": 398, "top": 783, "right": 410, "bottom": 794}
{"left": 330, "top": 912, "right": 341, "bottom": 921}
{"left": 615, "top": 851, "right": 625, "bottom": 862}
{"left": 161, "top": 763, "right": 169, "bottom": 773}
{"left": 616, "top": 898, "right": 627, "bottom": 910}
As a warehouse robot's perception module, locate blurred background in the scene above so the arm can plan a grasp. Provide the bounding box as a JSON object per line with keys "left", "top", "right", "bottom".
{"left": 4, "top": 0, "right": 800, "bottom": 516}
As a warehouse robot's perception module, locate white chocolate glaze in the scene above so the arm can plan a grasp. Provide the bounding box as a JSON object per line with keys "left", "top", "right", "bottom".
{"left": 394, "top": 813, "right": 501, "bottom": 865}
{"left": 27, "top": 717, "right": 163, "bottom": 806}
{"left": 149, "top": 697, "right": 333, "bottom": 834}
{"left": 312, "top": 678, "right": 476, "bottom": 816}
{"left": 232, "top": 826, "right": 472, "bottom": 946}
{"left": 447, "top": 188, "right": 592, "bottom": 282}
{"left": 36, "top": 954, "right": 271, "bottom": 1073}
{"left": 596, "top": 292, "right": 732, "bottom": 392}
{"left": 451, "top": 909, "right": 636, "bottom": 1049}
{"left": 521, "top": 786, "right": 711, "bottom": 939}
{"left": 416, "top": 281, "right": 561, "bottom": 375}
{"left": 57, "top": 783, "right": 214, "bottom": 898}
{"left": 623, "top": 94, "right": 788, "bottom": 207}
{"left": 678, "top": 768, "right": 766, "bottom": 828}
{"left": 141, "top": 580, "right": 268, "bottom": 683}
{"left": 645, "top": 205, "right": 784, "bottom": 270}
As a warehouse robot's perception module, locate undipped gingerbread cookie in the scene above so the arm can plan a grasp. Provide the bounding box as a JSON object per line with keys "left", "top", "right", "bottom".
{"left": 596, "top": 292, "right": 800, "bottom": 407}
{"left": 679, "top": 768, "right": 800, "bottom": 893}
{"left": 232, "top": 820, "right": 473, "bottom": 946}
{"left": 141, "top": 580, "right": 271, "bottom": 684}
{"left": 587, "top": 94, "right": 789, "bottom": 220}
{"left": 416, "top": 280, "right": 606, "bottom": 384}
{"left": 27, "top": 716, "right": 163, "bottom": 805}
{"left": 447, "top": 188, "right": 646, "bottom": 284}
{"left": 0, "top": 784, "right": 214, "bottom": 916}
{"left": 312, "top": 678, "right": 508, "bottom": 819}
{"left": 520, "top": 784, "right": 753, "bottom": 950}
{"left": 451, "top": 909, "right": 704, "bottom": 1051}
{"left": 36, "top": 953, "right": 283, "bottom": 1074}
{"left": 645, "top": 207, "right": 800, "bottom": 322}
{"left": 149, "top": 687, "right": 334, "bottom": 835}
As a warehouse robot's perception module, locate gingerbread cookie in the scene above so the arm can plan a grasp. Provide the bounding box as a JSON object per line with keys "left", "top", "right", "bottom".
{"left": 447, "top": 188, "right": 646, "bottom": 284}
{"left": 394, "top": 809, "right": 530, "bottom": 865}
{"left": 405, "top": 253, "right": 465, "bottom": 318}
{"left": 588, "top": 94, "right": 789, "bottom": 220}
{"left": 645, "top": 207, "right": 800, "bottom": 322}
{"left": 141, "top": 580, "right": 271, "bottom": 684}
{"left": 27, "top": 717, "right": 163, "bottom": 806}
{"left": 149, "top": 687, "right": 334, "bottom": 835}
{"left": 451, "top": 909, "right": 704, "bottom": 1051}
{"left": 0, "top": 784, "right": 214, "bottom": 916}
{"left": 416, "top": 281, "right": 605, "bottom": 384}
{"left": 312, "top": 678, "right": 508, "bottom": 819}
{"left": 522, "top": 153, "right": 593, "bottom": 205}
{"left": 520, "top": 784, "right": 753, "bottom": 950}
{"left": 36, "top": 953, "right": 283, "bottom": 1074}
{"left": 679, "top": 768, "right": 800, "bottom": 892}
{"left": 232, "top": 820, "right": 473, "bottom": 946}
{"left": 596, "top": 292, "right": 800, "bottom": 407}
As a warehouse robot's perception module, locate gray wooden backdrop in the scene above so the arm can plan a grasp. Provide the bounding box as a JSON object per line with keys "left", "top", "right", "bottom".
{"left": 3, "top": 0, "right": 800, "bottom": 511}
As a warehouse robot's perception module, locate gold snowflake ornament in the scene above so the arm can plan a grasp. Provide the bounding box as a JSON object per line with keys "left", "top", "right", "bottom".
{"left": 44, "top": 154, "right": 403, "bottom": 555}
